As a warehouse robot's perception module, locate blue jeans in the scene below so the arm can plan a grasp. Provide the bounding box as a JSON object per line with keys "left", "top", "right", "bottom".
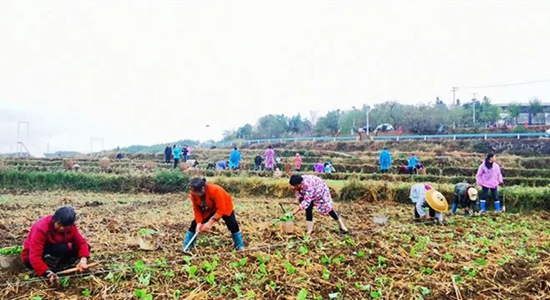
{"left": 480, "top": 187, "right": 499, "bottom": 202}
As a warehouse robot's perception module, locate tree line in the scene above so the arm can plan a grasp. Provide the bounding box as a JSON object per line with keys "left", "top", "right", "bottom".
{"left": 222, "top": 98, "right": 546, "bottom": 141}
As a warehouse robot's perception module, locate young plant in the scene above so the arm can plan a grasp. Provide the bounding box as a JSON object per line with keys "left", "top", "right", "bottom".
{"left": 298, "top": 245, "right": 308, "bottom": 255}
{"left": 297, "top": 289, "right": 308, "bottom": 300}
{"left": 205, "top": 272, "right": 215, "bottom": 285}
{"left": 134, "top": 289, "right": 153, "bottom": 300}
{"left": 81, "top": 289, "right": 91, "bottom": 297}
{"left": 137, "top": 229, "right": 159, "bottom": 236}
{"left": 322, "top": 267, "right": 330, "bottom": 280}
{"left": 0, "top": 246, "right": 23, "bottom": 255}
{"left": 284, "top": 261, "right": 296, "bottom": 275}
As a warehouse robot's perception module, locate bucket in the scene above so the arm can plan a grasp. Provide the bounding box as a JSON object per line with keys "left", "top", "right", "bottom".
{"left": 281, "top": 221, "right": 294, "bottom": 234}
{"left": 137, "top": 230, "right": 161, "bottom": 250}
{"left": 0, "top": 254, "right": 22, "bottom": 270}
{"left": 373, "top": 215, "right": 388, "bottom": 226}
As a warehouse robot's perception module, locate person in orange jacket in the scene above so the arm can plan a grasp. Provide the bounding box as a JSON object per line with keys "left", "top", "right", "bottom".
{"left": 183, "top": 178, "right": 244, "bottom": 251}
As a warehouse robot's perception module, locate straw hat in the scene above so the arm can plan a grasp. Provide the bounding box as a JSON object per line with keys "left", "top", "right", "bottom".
{"left": 467, "top": 187, "right": 478, "bottom": 201}
{"left": 424, "top": 190, "right": 448, "bottom": 212}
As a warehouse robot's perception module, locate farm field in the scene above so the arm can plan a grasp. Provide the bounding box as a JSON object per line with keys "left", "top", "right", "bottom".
{"left": 1, "top": 191, "right": 549, "bottom": 299}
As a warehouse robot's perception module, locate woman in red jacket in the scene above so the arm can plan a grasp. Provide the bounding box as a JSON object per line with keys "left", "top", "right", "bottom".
{"left": 183, "top": 178, "right": 244, "bottom": 252}
{"left": 21, "top": 206, "right": 90, "bottom": 282}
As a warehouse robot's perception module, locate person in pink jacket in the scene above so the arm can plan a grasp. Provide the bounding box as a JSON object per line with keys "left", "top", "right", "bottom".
{"left": 294, "top": 153, "right": 303, "bottom": 172}
{"left": 476, "top": 153, "right": 504, "bottom": 213}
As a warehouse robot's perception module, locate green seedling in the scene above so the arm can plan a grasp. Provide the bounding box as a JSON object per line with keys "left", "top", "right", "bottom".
{"left": 322, "top": 267, "right": 330, "bottom": 280}
{"left": 0, "top": 246, "right": 22, "bottom": 255}
{"left": 81, "top": 289, "right": 91, "bottom": 297}
{"left": 134, "top": 289, "right": 153, "bottom": 300}
{"left": 443, "top": 253, "right": 454, "bottom": 261}
{"left": 137, "top": 229, "right": 159, "bottom": 236}
{"left": 298, "top": 245, "right": 308, "bottom": 255}
{"left": 59, "top": 277, "right": 70, "bottom": 288}
{"left": 173, "top": 290, "right": 181, "bottom": 298}
{"left": 163, "top": 270, "right": 175, "bottom": 279}
{"left": 297, "top": 289, "right": 308, "bottom": 300}
{"left": 235, "top": 273, "right": 246, "bottom": 281}
{"left": 205, "top": 272, "right": 215, "bottom": 285}
{"left": 138, "top": 273, "right": 151, "bottom": 286}
{"left": 284, "top": 261, "right": 296, "bottom": 275}
{"left": 419, "top": 286, "right": 431, "bottom": 295}
{"left": 321, "top": 254, "right": 331, "bottom": 265}
{"left": 355, "top": 250, "right": 366, "bottom": 258}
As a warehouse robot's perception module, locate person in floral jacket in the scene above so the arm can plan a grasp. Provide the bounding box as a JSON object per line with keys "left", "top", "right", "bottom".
{"left": 289, "top": 175, "right": 349, "bottom": 234}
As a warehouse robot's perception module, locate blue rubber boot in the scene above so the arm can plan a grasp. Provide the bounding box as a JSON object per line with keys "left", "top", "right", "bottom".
{"left": 480, "top": 200, "right": 487, "bottom": 213}
{"left": 182, "top": 231, "right": 196, "bottom": 252}
{"left": 451, "top": 203, "right": 458, "bottom": 215}
{"left": 494, "top": 201, "right": 501, "bottom": 213}
{"left": 231, "top": 232, "right": 245, "bottom": 251}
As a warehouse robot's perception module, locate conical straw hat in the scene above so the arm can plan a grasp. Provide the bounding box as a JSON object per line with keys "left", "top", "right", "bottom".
{"left": 424, "top": 190, "right": 448, "bottom": 212}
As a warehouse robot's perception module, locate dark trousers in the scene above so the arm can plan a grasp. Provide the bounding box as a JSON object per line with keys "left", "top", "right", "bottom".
{"left": 380, "top": 169, "right": 388, "bottom": 174}
{"left": 305, "top": 202, "right": 339, "bottom": 221}
{"left": 24, "top": 243, "right": 90, "bottom": 273}
{"left": 173, "top": 158, "right": 179, "bottom": 169}
{"left": 188, "top": 211, "right": 240, "bottom": 234}
{"left": 480, "top": 187, "right": 499, "bottom": 202}
{"left": 165, "top": 154, "right": 171, "bottom": 163}
{"left": 414, "top": 204, "right": 435, "bottom": 219}
{"left": 182, "top": 155, "right": 188, "bottom": 162}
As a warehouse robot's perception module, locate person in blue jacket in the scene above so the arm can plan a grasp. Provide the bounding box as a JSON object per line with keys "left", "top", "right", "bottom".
{"left": 229, "top": 147, "right": 241, "bottom": 170}
{"left": 173, "top": 145, "right": 182, "bottom": 169}
{"left": 379, "top": 147, "right": 392, "bottom": 174}
{"left": 408, "top": 154, "right": 419, "bottom": 174}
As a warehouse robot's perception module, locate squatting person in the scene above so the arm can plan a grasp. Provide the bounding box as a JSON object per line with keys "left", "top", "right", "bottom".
{"left": 409, "top": 183, "right": 447, "bottom": 223}
{"left": 21, "top": 206, "right": 91, "bottom": 283}
{"left": 451, "top": 182, "right": 479, "bottom": 216}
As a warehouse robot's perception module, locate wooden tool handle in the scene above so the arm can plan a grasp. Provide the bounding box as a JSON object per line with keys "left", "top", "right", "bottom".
{"left": 56, "top": 262, "right": 99, "bottom": 275}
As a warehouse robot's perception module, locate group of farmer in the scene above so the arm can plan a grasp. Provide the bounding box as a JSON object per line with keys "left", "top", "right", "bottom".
{"left": 19, "top": 147, "right": 503, "bottom": 284}
{"left": 410, "top": 153, "right": 504, "bottom": 222}
{"left": 164, "top": 144, "right": 190, "bottom": 169}
{"left": 379, "top": 148, "right": 425, "bottom": 174}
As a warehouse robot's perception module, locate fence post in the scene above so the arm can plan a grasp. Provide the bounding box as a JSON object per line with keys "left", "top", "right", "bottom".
{"left": 280, "top": 139, "right": 283, "bottom": 143}
{"left": 484, "top": 134, "right": 487, "bottom": 140}
{"left": 453, "top": 135, "right": 456, "bottom": 140}
{"left": 295, "top": 138, "right": 297, "bottom": 142}
{"left": 396, "top": 136, "right": 399, "bottom": 141}
{"left": 517, "top": 134, "right": 520, "bottom": 139}
{"left": 424, "top": 136, "right": 427, "bottom": 140}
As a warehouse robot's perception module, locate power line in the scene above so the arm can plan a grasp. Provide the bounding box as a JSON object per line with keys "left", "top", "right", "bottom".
{"left": 460, "top": 79, "right": 550, "bottom": 89}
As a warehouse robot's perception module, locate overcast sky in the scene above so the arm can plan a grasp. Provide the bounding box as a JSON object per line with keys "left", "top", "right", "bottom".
{"left": 1, "top": 0, "right": 550, "bottom": 154}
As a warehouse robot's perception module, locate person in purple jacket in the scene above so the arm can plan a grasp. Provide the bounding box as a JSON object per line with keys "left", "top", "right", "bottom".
{"left": 476, "top": 153, "right": 504, "bottom": 213}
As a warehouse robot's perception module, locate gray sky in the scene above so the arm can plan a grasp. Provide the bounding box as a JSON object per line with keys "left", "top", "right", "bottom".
{"left": 1, "top": 0, "right": 550, "bottom": 154}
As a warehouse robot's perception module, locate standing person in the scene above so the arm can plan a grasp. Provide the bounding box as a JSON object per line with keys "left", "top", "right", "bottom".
{"left": 476, "top": 153, "right": 504, "bottom": 213}
{"left": 254, "top": 155, "right": 263, "bottom": 171}
{"left": 21, "top": 206, "right": 91, "bottom": 282}
{"left": 164, "top": 144, "right": 172, "bottom": 164}
{"left": 229, "top": 147, "right": 241, "bottom": 170}
{"left": 288, "top": 175, "right": 349, "bottom": 234}
{"left": 182, "top": 145, "right": 189, "bottom": 162}
{"left": 408, "top": 154, "right": 419, "bottom": 174}
{"left": 294, "top": 153, "right": 302, "bottom": 172}
{"left": 451, "top": 182, "right": 479, "bottom": 216}
{"left": 379, "top": 147, "right": 392, "bottom": 174}
{"left": 264, "top": 145, "right": 275, "bottom": 171}
{"left": 173, "top": 145, "right": 182, "bottom": 169}
{"left": 183, "top": 178, "right": 244, "bottom": 251}
{"left": 409, "top": 183, "right": 447, "bottom": 223}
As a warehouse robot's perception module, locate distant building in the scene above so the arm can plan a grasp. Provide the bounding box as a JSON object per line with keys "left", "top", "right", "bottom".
{"left": 497, "top": 102, "right": 550, "bottom": 125}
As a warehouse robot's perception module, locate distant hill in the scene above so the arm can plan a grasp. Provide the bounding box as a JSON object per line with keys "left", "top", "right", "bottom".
{"left": 114, "top": 139, "right": 202, "bottom": 154}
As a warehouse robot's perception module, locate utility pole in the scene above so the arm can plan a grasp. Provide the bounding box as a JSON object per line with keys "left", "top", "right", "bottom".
{"left": 451, "top": 87, "right": 459, "bottom": 106}
{"left": 472, "top": 93, "right": 477, "bottom": 125}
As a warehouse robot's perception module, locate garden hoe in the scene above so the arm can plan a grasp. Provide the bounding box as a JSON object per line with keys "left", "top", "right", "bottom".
{"left": 183, "top": 232, "right": 199, "bottom": 252}
{"left": 56, "top": 262, "right": 100, "bottom": 276}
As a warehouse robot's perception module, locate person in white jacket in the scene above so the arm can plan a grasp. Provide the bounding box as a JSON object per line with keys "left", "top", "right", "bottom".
{"left": 409, "top": 183, "right": 447, "bottom": 223}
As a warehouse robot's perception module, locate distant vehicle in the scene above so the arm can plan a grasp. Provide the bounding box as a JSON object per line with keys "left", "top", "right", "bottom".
{"left": 544, "top": 128, "right": 550, "bottom": 137}
{"left": 374, "top": 124, "right": 394, "bottom": 132}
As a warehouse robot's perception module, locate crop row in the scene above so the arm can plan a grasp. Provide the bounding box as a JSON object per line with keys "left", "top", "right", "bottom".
{"left": 1, "top": 170, "right": 549, "bottom": 211}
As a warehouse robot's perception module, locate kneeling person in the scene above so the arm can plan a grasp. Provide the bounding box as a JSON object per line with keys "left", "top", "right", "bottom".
{"left": 409, "top": 183, "right": 447, "bottom": 223}
{"left": 21, "top": 206, "right": 90, "bottom": 281}
{"left": 183, "top": 178, "right": 244, "bottom": 251}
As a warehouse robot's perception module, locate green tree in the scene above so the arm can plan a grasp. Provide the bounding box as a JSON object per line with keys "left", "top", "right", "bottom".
{"left": 507, "top": 103, "right": 522, "bottom": 125}
{"left": 288, "top": 114, "right": 312, "bottom": 135}
{"left": 478, "top": 97, "right": 501, "bottom": 126}
{"left": 528, "top": 98, "right": 543, "bottom": 125}
{"left": 256, "top": 114, "right": 289, "bottom": 138}
{"left": 314, "top": 110, "right": 342, "bottom": 136}
{"left": 236, "top": 124, "right": 254, "bottom": 139}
